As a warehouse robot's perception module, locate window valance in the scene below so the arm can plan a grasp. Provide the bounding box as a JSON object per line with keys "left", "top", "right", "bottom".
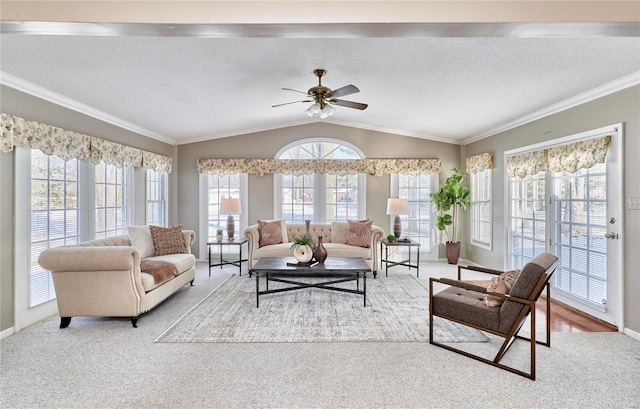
{"left": 506, "top": 135, "right": 611, "bottom": 178}
{"left": 1, "top": 113, "right": 172, "bottom": 173}
{"left": 197, "top": 158, "right": 441, "bottom": 176}
{"left": 465, "top": 152, "right": 493, "bottom": 174}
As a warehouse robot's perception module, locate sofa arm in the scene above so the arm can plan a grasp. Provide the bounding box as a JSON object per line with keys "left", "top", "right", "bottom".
{"left": 182, "top": 230, "right": 196, "bottom": 254}
{"left": 370, "top": 225, "right": 385, "bottom": 271}
{"left": 38, "top": 246, "right": 140, "bottom": 272}
{"left": 243, "top": 224, "right": 260, "bottom": 269}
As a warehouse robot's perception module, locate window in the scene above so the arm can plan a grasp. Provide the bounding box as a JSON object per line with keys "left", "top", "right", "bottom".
{"left": 18, "top": 148, "right": 134, "bottom": 309}
{"left": 470, "top": 169, "right": 492, "bottom": 250}
{"left": 146, "top": 169, "right": 166, "bottom": 226}
{"left": 275, "top": 139, "right": 365, "bottom": 223}
{"left": 391, "top": 173, "right": 437, "bottom": 258}
{"left": 206, "top": 173, "right": 242, "bottom": 241}
{"left": 508, "top": 170, "right": 547, "bottom": 269}
{"left": 29, "top": 149, "right": 80, "bottom": 306}
{"left": 95, "top": 163, "right": 127, "bottom": 238}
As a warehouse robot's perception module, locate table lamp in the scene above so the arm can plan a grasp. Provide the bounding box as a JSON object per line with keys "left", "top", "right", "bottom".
{"left": 220, "top": 198, "right": 241, "bottom": 241}
{"left": 386, "top": 198, "right": 408, "bottom": 239}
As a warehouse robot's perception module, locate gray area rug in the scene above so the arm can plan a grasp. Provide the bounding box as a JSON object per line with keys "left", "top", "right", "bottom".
{"left": 156, "top": 273, "right": 489, "bottom": 343}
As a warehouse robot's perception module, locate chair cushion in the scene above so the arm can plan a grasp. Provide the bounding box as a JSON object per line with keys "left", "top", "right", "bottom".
{"left": 432, "top": 286, "right": 501, "bottom": 333}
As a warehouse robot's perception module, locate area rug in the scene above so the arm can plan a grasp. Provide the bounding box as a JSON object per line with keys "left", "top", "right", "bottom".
{"left": 156, "top": 273, "right": 489, "bottom": 343}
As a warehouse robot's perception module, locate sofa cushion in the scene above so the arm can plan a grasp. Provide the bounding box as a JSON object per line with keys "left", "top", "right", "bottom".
{"left": 258, "top": 219, "right": 283, "bottom": 247}
{"left": 484, "top": 269, "right": 520, "bottom": 307}
{"left": 323, "top": 243, "right": 371, "bottom": 259}
{"left": 331, "top": 221, "right": 349, "bottom": 244}
{"left": 346, "top": 219, "right": 373, "bottom": 248}
{"left": 149, "top": 225, "right": 187, "bottom": 256}
{"left": 254, "top": 243, "right": 294, "bottom": 259}
{"left": 140, "top": 253, "right": 195, "bottom": 291}
{"left": 140, "top": 259, "right": 178, "bottom": 284}
{"left": 127, "top": 225, "right": 155, "bottom": 258}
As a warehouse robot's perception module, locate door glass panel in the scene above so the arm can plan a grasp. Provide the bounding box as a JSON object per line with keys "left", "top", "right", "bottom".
{"left": 552, "top": 163, "right": 607, "bottom": 310}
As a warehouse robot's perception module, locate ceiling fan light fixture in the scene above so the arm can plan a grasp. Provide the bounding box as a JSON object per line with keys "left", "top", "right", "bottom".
{"left": 319, "top": 104, "right": 335, "bottom": 119}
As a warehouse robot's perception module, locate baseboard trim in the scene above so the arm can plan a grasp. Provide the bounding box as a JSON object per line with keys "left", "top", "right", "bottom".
{"left": 623, "top": 327, "right": 640, "bottom": 341}
{"left": 1, "top": 326, "right": 15, "bottom": 339}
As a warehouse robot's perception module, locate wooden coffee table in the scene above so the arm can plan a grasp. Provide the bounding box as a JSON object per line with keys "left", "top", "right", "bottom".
{"left": 250, "top": 257, "right": 371, "bottom": 308}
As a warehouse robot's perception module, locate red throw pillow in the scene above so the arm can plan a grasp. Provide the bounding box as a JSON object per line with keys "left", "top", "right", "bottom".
{"left": 346, "top": 219, "right": 372, "bottom": 248}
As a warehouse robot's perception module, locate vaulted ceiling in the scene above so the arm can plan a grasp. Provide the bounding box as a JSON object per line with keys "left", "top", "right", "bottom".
{"left": 1, "top": 2, "right": 639, "bottom": 146}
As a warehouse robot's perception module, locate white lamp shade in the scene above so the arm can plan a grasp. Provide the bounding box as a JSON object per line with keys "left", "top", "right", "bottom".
{"left": 220, "top": 198, "right": 241, "bottom": 215}
{"left": 386, "top": 198, "right": 409, "bottom": 215}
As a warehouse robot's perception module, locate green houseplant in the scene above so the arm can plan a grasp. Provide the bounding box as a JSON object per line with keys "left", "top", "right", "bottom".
{"left": 290, "top": 234, "right": 314, "bottom": 263}
{"left": 429, "top": 167, "right": 471, "bottom": 264}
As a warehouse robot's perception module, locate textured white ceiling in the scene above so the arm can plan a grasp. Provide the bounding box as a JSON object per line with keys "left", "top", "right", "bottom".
{"left": 1, "top": 33, "right": 639, "bottom": 144}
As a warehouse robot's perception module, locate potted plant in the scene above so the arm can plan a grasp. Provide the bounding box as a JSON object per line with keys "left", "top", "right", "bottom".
{"left": 429, "top": 167, "right": 471, "bottom": 264}
{"left": 386, "top": 234, "right": 397, "bottom": 243}
{"left": 290, "top": 234, "right": 314, "bottom": 263}
{"left": 216, "top": 229, "right": 224, "bottom": 242}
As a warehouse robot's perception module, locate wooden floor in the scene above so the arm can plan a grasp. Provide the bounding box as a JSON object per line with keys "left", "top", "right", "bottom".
{"left": 536, "top": 296, "right": 617, "bottom": 333}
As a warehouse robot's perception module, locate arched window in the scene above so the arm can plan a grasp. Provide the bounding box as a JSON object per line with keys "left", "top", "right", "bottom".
{"left": 274, "top": 138, "right": 365, "bottom": 223}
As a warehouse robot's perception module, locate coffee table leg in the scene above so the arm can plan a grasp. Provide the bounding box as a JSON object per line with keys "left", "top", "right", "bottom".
{"left": 256, "top": 272, "right": 259, "bottom": 308}
{"left": 363, "top": 273, "right": 367, "bottom": 307}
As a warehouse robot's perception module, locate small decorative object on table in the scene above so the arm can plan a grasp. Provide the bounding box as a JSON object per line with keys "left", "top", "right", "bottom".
{"left": 291, "top": 234, "right": 314, "bottom": 263}
{"left": 313, "top": 235, "right": 328, "bottom": 263}
{"left": 386, "top": 234, "right": 397, "bottom": 243}
{"left": 216, "top": 229, "right": 224, "bottom": 242}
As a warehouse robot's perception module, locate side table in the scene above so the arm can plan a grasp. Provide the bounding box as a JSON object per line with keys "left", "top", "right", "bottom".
{"left": 207, "top": 238, "right": 248, "bottom": 276}
{"left": 380, "top": 238, "right": 421, "bottom": 277}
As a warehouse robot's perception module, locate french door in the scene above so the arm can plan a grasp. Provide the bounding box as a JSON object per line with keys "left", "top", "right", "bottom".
{"left": 508, "top": 127, "right": 622, "bottom": 327}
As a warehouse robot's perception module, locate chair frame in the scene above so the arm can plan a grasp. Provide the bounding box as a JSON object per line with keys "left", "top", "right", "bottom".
{"left": 428, "top": 260, "right": 559, "bottom": 380}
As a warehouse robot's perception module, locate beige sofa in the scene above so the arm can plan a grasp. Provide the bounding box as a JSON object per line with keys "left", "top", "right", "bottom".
{"left": 244, "top": 222, "right": 384, "bottom": 277}
{"left": 38, "top": 229, "right": 196, "bottom": 328}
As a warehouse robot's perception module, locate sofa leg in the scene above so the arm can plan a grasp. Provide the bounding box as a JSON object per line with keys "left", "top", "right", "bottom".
{"left": 131, "top": 317, "right": 139, "bottom": 328}
{"left": 373, "top": 272, "right": 377, "bottom": 279}
{"left": 190, "top": 279, "right": 194, "bottom": 286}
{"left": 60, "top": 317, "right": 72, "bottom": 328}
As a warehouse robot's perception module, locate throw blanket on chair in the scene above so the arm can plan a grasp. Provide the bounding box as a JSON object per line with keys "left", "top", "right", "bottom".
{"left": 140, "top": 260, "right": 179, "bottom": 284}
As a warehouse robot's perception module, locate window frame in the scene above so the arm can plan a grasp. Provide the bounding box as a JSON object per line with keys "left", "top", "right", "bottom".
{"left": 146, "top": 169, "right": 167, "bottom": 226}
{"left": 469, "top": 168, "right": 493, "bottom": 250}
{"left": 273, "top": 138, "right": 366, "bottom": 223}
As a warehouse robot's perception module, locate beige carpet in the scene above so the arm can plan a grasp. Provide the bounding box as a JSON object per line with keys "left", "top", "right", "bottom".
{"left": 156, "top": 273, "right": 489, "bottom": 343}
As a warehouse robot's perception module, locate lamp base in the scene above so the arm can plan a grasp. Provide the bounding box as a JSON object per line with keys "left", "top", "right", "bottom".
{"left": 393, "top": 215, "right": 402, "bottom": 239}
{"left": 227, "top": 215, "right": 235, "bottom": 240}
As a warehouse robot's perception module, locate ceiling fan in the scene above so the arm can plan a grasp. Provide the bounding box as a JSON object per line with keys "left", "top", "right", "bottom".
{"left": 272, "top": 69, "right": 368, "bottom": 118}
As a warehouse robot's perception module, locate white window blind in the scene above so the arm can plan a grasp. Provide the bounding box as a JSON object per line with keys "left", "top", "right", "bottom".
{"left": 95, "top": 162, "right": 127, "bottom": 238}
{"left": 146, "top": 169, "right": 167, "bottom": 226}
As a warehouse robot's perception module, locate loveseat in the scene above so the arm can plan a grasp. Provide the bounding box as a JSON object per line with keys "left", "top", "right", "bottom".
{"left": 37, "top": 226, "right": 196, "bottom": 328}
{"left": 244, "top": 221, "right": 384, "bottom": 277}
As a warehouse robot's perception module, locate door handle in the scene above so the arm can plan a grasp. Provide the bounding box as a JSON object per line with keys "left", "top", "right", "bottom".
{"left": 604, "top": 232, "right": 618, "bottom": 239}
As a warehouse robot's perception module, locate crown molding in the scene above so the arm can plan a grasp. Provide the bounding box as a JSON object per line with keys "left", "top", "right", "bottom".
{"left": 462, "top": 71, "right": 640, "bottom": 145}
{"left": 0, "top": 72, "right": 176, "bottom": 145}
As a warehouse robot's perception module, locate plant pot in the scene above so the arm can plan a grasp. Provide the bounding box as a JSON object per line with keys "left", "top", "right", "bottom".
{"left": 216, "top": 234, "right": 223, "bottom": 242}
{"left": 446, "top": 241, "right": 461, "bottom": 264}
{"left": 293, "top": 244, "right": 314, "bottom": 263}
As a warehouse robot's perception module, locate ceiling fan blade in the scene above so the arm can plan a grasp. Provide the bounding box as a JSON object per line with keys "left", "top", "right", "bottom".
{"left": 282, "top": 88, "right": 310, "bottom": 96}
{"left": 329, "top": 99, "right": 368, "bottom": 110}
{"left": 326, "top": 84, "right": 359, "bottom": 99}
{"left": 272, "top": 100, "right": 313, "bottom": 108}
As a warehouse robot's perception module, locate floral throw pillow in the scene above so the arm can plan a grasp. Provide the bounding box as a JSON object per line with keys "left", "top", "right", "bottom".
{"left": 484, "top": 269, "right": 521, "bottom": 307}
{"left": 346, "top": 219, "right": 372, "bottom": 248}
{"left": 149, "top": 225, "right": 187, "bottom": 256}
{"left": 258, "top": 220, "right": 283, "bottom": 247}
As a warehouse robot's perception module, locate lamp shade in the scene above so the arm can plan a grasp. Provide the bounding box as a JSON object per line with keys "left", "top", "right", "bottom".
{"left": 220, "top": 198, "right": 241, "bottom": 215}
{"left": 386, "top": 198, "right": 408, "bottom": 215}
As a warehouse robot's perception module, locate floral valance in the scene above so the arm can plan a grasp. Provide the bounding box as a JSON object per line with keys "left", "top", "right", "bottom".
{"left": 507, "top": 135, "right": 611, "bottom": 178}
{"left": 197, "top": 158, "right": 441, "bottom": 176}
{"left": 547, "top": 135, "right": 611, "bottom": 174}
{"left": 1, "top": 113, "right": 172, "bottom": 173}
{"left": 465, "top": 152, "right": 493, "bottom": 174}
